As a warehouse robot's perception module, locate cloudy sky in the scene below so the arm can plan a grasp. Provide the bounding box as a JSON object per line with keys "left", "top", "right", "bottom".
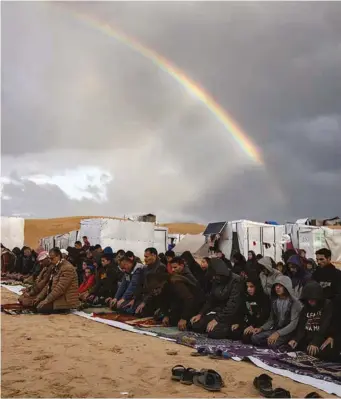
{"left": 1, "top": 1, "right": 341, "bottom": 223}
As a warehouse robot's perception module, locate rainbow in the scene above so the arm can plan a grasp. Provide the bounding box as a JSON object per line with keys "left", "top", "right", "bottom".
{"left": 55, "top": 5, "right": 264, "bottom": 165}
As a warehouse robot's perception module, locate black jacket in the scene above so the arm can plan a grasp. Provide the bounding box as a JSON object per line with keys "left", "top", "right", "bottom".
{"left": 200, "top": 259, "right": 244, "bottom": 324}
{"left": 136, "top": 259, "right": 166, "bottom": 303}
{"left": 294, "top": 281, "right": 333, "bottom": 347}
{"left": 312, "top": 264, "right": 341, "bottom": 303}
{"left": 244, "top": 276, "right": 271, "bottom": 328}
{"left": 157, "top": 274, "right": 205, "bottom": 321}
{"left": 91, "top": 262, "right": 122, "bottom": 298}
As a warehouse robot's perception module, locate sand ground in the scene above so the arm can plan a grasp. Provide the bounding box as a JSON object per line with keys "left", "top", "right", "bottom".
{"left": 1, "top": 289, "right": 326, "bottom": 398}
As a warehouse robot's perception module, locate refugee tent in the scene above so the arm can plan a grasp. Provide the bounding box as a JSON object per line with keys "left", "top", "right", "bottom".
{"left": 79, "top": 218, "right": 156, "bottom": 259}
{"left": 219, "top": 220, "right": 285, "bottom": 262}
{"left": 298, "top": 225, "right": 341, "bottom": 262}
{"left": 173, "top": 234, "right": 206, "bottom": 256}
{"left": 153, "top": 227, "right": 168, "bottom": 255}
{"left": 54, "top": 233, "right": 70, "bottom": 250}
{"left": 68, "top": 230, "right": 79, "bottom": 247}
{"left": 40, "top": 236, "right": 55, "bottom": 251}
{"left": 1, "top": 217, "right": 25, "bottom": 249}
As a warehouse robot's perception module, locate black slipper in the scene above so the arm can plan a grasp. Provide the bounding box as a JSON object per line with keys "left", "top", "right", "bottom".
{"left": 253, "top": 374, "right": 273, "bottom": 398}
{"left": 305, "top": 393, "right": 322, "bottom": 398}
{"left": 180, "top": 368, "right": 198, "bottom": 385}
{"left": 271, "top": 388, "right": 291, "bottom": 398}
{"left": 171, "top": 365, "right": 186, "bottom": 381}
{"left": 193, "top": 369, "right": 224, "bottom": 391}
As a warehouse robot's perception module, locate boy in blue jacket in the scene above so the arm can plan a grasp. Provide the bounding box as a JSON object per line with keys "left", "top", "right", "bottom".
{"left": 110, "top": 255, "right": 145, "bottom": 313}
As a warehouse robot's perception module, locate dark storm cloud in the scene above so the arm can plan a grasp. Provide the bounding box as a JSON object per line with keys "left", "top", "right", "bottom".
{"left": 1, "top": 1, "right": 341, "bottom": 221}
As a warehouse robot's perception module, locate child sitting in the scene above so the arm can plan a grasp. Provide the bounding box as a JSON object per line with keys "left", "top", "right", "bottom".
{"left": 78, "top": 267, "right": 96, "bottom": 302}
{"left": 251, "top": 275, "right": 302, "bottom": 349}
{"left": 288, "top": 281, "right": 335, "bottom": 360}
{"left": 242, "top": 275, "right": 271, "bottom": 343}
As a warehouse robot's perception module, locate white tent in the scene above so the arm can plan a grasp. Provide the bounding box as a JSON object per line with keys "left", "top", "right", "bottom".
{"left": 220, "top": 220, "right": 285, "bottom": 262}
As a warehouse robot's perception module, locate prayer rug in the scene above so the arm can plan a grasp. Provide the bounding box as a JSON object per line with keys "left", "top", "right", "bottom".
{"left": 92, "top": 312, "right": 137, "bottom": 323}
{"left": 1, "top": 303, "right": 35, "bottom": 315}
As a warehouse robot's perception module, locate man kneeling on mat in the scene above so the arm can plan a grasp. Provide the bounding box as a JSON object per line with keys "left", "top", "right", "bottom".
{"left": 190, "top": 258, "right": 244, "bottom": 339}
{"left": 144, "top": 272, "right": 204, "bottom": 331}
{"left": 32, "top": 248, "right": 79, "bottom": 313}
{"left": 19, "top": 251, "right": 53, "bottom": 307}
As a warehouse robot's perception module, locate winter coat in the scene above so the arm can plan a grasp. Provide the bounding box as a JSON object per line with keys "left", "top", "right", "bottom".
{"left": 294, "top": 281, "right": 333, "bottom": 347}
{"left": 244, "top": 276, "right": 271, "bottom": 328}
{"left": 200, "top": 259, "right": 244, "bottom": 325}
{"left": 287, "top": 255, "right": 311, "bottom": 298}
{"left": 181, "top": 251, "right": 205, "bottom": 282}
{"left": 36, "top": 260, "right": 79, "bottom": 310}
{"left": 258, "top": 257, "right": 282, "bottom": 296}
{"left": 181, "top": 265, "right": 198, "bottom": 286}
{"left": 261, "top": 275, "right": 303, "bottom": 336}
{"left": 154, "top": 274, "right": 205, "bottom": 321}
{"left": 114, "top": 262, "right": 145, "bottom": 301}
{"left": 78, "top": 274, "right": 96, "bottom": 294}
{"left": 29, "top": 264, "right": 53, "bottom": 297}
{"left": 312, "top": 264, "right": 341, "bottom": 303}
{"left": 91, "top": 262, "right": 122, "bottom": 299}
{"left": 137, "top": 259, "right": 166, "bottom": 303}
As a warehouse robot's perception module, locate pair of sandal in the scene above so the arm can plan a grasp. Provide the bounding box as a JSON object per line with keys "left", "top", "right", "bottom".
{"left": 254, "top": 374, "right": 291, "bottom": 398}
{"left": 253, "top": 374, "right": 323, "bottom": 398}
{"left": 171, "top": 365, "right": 224, "bottom": 391}
{"left": 191, "top": 347, "right": 231, "bottom": 359}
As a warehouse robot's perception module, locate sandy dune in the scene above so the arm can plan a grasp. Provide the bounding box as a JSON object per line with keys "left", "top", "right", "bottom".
{"left": 24, "top": 216, "right": 206, "bottom": 248}
{"left": 1, "top": 289, "right": 325, "bottom": 398}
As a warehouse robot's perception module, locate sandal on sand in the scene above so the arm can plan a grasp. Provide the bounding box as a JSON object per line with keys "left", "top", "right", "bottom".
{"left": 171, "top": 365, "right": 186, "bottom": 381}
{"left": 271, "top": 388, "right": 291, "bottom": 398}
{"left": 190, "top": 347, "right": 208, "bottom": 357}
{"left": 305, "top": 393, "right": 322, "bottom": 398}
{"left": 253, "top": 374, "right": 273, "bottom": 398}
{"left": 193, "top": 369, "right": 224, "bottom": 391}
{"left": 180, "top": 368, "right": 198, "bottom": 385}
{"left": 208, "top": 349, "right": 232, "bottom": 360}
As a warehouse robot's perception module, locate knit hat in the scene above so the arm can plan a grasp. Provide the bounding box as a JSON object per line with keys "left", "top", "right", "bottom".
{"left": 37, "top": 251, "right": 49, "bottom": 262}
{"left": 104, "top": 246, "right": 114, "bottom": 254}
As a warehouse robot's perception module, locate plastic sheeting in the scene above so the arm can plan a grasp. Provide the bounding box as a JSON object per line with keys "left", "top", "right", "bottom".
{"left": 0, "top": 217, "right": 25, "bottom": 249}
{"left": 54, "top": 234, "right": 70, "bottom": 249}
{"left": 298, "top": 227, "right": 327, "bottom": 259}
{"left": 153, "top": 228, "right": 168, "bottom": 254}
{"left": 323, "top": 227, "right": 341, "bottom": 262}
{"left": 173, "top": 234, "right": 205, "bottom": 255}
{"left": 220, "top": 220, "right": 284, "bottom": 262}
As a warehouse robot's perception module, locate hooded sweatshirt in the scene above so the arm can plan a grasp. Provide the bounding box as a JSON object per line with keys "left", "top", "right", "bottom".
{"left": 287, "top": 255, "right": 311, "bottom": 298}
{"left": 261, "top": 275, "right": 303, "bottom": 337}
{"left": 245, "top": 276, "right": 271, "bottom": 328}
{"left": 312, "top": 263, "right": 341, "bottom": 304}
{"left": 294, "top": 281, "right": 333, "bottom": 347}
{"left": 200, "top": 259, "right": 244, "bottom": 325}
{"left": 258, "top": 257, "right": 281, "bottom": 296}
{"left": 114, "top": 262, "right": 145, "bottom": 301}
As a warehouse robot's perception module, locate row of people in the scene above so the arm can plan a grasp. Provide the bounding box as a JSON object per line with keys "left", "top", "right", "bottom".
{"left": 13, "top": 244, "right": 341, "bottom": 363}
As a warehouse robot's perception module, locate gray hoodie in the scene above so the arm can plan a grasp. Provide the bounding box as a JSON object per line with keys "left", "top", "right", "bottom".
{"left": 261, "top": 275, "right": 303, "bottom": 337}
{"left": 258, "top": 257, "right": 281, "bottom": 296}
